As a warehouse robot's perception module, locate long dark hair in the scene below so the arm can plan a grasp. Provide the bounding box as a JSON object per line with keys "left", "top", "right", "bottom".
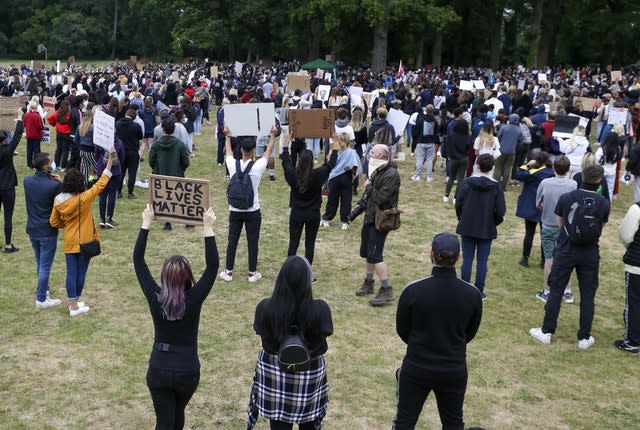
{"left": 57, "top": 100, "right": 70, "bottom": 123}
{"left": 296, "top": 149, "right": 313, "bottom": 193}
{"left": 261, "top": 256, "right": 316, "bottom": 345}
{"left": 61, "top": 168, "right": 85, "bottom": 194}
{"left": 602, "top": 133, "right": 621, "bottom": 164}
{"left": 157, "top": 255, "right": 194, "bottom": 320}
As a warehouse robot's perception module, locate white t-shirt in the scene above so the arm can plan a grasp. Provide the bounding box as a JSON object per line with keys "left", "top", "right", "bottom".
{"left": 335, "top": 124, "right": 355, "bottom": 141}
{"left": 225, "top": 156, "right": 267, "bottom": 212}
{"left": 595, "top": 146, "right": 617, "bottom": 176}
{"left": 473, "top": 136, "right": 500, "bottom": 158}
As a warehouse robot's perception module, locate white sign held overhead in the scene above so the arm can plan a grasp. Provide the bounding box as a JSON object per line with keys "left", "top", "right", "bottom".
{"left": 386, "top": 108, "right": 410, "bottom": 139}
{"left": 517, "top": 79, "right": 526, "bottom": 90}
{"left": 224, "top": 103, "right": 276, "bottom": 137}
{"left": 324, "top": 72, "right": 331, "bottom": 82}
{"left": 608, "top": 107, "right": 628, "bottom": 125}
{"left": 473, "top": 80, "right": 485, "bottom": 90}
{"left": 459, "top": 80, "right": 473, "bottom": 91}
{"left": 56, "top": 60, "right": 60, "bottom": 73}
{"left": 234, "top": 61, "right": 243, "bottom": 75}
{"left": 317, "top": 85, "right": 331, "bottom": 102}
{"left": 93, "top": 110, "right": 115, "bottom": 150}
{"left": 349, "top": 86, "right": 364, "bottom": 105}
{"left": 538, "top": 73, "right": 548, "bottom": 82}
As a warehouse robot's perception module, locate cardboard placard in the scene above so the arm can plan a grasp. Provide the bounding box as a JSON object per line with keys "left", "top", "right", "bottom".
{"left": 608, "top": 107, "right": 628, "bottom": 125}
{"left": 67, "top": 56, "right": 75, "bottom": 64}
{"left": 171, "top": 71, "right": 179, "bottom": 82}
{"left": 44, "top": 96, "right": 57, "bottom": 109}
{"left": 93, "top": 110, "right": 115, "bottom": 150}
{"left": 149, "top": 175, "right": 210, "bottom": 226}
{"left": 33, "top": 61, "right": 42, "bottom": 70}
{"left": 0, "top": 97, "right": 20, "bottom": 131}
{"left": 210, "top": 65, "right": 218, "bottom": 79}
{"left": 574, "top": 97, "right": 597, "bottom": 112}
{"left": 386, "top": 108, "right": 410, "bottom": 138}
{"left": 223, "top": 103, "right": 275, "bottom": 137}
{"left": 317, "top": 85, "right": 331, "bottom": 102}
{"left": 289, "top": 109, "right": 336, "bottom": 138}
{"left": 130, "top": 55, "right": 137, "bottom": 64}
{"left": 611, "top": 70, "right": 622, "bottom": 82}
{"left": 606, "top": 65, "right": 612, "bottom": 72}
{"left": 287, "top": 73, "right": 311, "bottom": 93}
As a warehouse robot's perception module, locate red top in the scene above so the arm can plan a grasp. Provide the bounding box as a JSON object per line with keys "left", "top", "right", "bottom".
{"left": 47, "top": 111, "right": 71, "bottom": 135}
{"left": 23, "top": 111, "right": 44, "bottom": 140}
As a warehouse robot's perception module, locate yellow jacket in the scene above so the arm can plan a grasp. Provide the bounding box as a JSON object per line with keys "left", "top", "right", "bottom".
{"left": 50, "top": 171, "right": 112, "bottom": 254}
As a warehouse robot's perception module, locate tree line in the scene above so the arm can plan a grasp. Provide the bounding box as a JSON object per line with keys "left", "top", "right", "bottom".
{"left": 0, "top": 0, "right": 638, "bottom": 71}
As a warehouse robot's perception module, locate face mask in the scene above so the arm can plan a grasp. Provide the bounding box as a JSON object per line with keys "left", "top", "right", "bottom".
{"left": 368, "top": 157, "right": 388, "bottom": 178}
{"left": 182, "top": 117, "right": 187, "bottom": 123}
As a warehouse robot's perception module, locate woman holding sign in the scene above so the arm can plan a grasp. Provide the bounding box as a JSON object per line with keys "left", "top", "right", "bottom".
{"left": 133, "top": 204, "right": 218, "bottom": 430}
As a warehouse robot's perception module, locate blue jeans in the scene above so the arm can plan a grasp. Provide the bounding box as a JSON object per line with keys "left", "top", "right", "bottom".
{"left": 306, "top": 138, "right": 321, "bottom": 160}
{"left": 31, "top": 236, "right": 58, "bottom": 302}
{"left": 414, "top": 144, "right": 435, "bottom": 177}
{"left": 460, "top": 237, "right": 493, "bottom": 293}
{"left": 65, "top": 253, "right": 90, "bottom": 300}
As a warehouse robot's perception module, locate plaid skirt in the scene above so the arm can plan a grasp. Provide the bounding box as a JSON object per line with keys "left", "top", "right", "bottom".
{"left": 247, "top": 350, "right": 329, "bottom": 429}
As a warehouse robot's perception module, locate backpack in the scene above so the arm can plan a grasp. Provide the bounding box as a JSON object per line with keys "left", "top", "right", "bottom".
{"left": 564, "top": 191, "right": 603, "bottom": 245}
{"left": 520, "top": 123, "right": 532, "bottom": 144}
{"left": 278, "top": 327, "right": 311, "bottom": 372}
{"left": 226, "top": 160, "right": 255, "bottom": 209}
{"left": 530, "top": 125, "right": 544, "bottom": 149}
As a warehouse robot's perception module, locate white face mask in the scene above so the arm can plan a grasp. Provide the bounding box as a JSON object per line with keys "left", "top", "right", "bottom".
{"left": 368, "top": 157, "right": 388, "bottom": 178}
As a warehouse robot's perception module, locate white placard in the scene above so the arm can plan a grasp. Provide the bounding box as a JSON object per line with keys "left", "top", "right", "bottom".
{"left": 56, "top": 60, "right": 60, "bottom": 73}
{"left": 224, "top": 103, "right": 275, "bottom": 136}
{"left": 188, "top": 70, "right": 196, "bottom": 81}
{"left": 608, "top": 107, "right": 628, "bottom": 125}
{"left": 317, "top": 85, "right": 331, "bottom": 101}
{"left": 77, "top": 83, "right": 83, "bottom": 92}
{"left": 538, "top": 73, "right": 547, "bottom": 82}
{"left": 93, "top": 110, "right": 115, "bottom": 150}
{"left": 324, "top": 72, "right": 331, "bottom": 82}
{"left": 569, "top": 113, "right": 590, "bottom": 128}
{"left": 518, "top": 79, "right": 526, "bottom": 90}
{"left": 459, "top": 80, "right": 473, "bottom": 91}
{"left": 386, "top": 108, "right": 410, "bottom": 138}
{"left": 316, "top": 68, "right": 323, "bottom": 79}
{"left": 473, "top": 80, "right": 485, "bottom": 90}
{"left": 349, "top": 86, "right": 364, "bottom": 105}
{"left": 234, "top": 61, "right": 243, "bottom": 75}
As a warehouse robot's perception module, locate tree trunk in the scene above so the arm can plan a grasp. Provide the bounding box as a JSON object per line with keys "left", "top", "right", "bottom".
{"left": 454, "top": 0, "right": 472, "bottom": 65}
{"left": 308, "top": 20, "right": 322, "bottom": 61}
{"left": 537, "top": 20, "right": 559, "bottom": 67}
{"left": 432, "top": 30, "right": 443, "bottom": 68}
{"left": 527, "top": 0, "right": 544, "bottom": 67}
{"left": 416, "top": 33, "right": 425, "bottom": 68}
{"left": 371, "top": 0, "right": 391, "bottom": 73}
{"left": 489, "top": 3, "right": 503, "bottom": 69}
{"left": 111, "top": 0, "right": 119, "bottom": 60}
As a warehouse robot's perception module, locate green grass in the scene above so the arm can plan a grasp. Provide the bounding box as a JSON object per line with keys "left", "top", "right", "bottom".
{"left": 0, "top": 122, "right": 638, "bottom": 430}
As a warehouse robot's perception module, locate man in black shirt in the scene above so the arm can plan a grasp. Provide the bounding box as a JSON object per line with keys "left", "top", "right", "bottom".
{"left": 530, "top": 164, "right": 610, "bottom": 349}
{"left": 116, "top": 109, "right": 143, "bottom": 199}
{"left": 393, "top": 232, "right": 483, "bottom": 430}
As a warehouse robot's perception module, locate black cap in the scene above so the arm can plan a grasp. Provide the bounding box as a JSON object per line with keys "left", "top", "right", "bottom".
{"left": 431, "top": 232, "right": 460, "bottom": 259}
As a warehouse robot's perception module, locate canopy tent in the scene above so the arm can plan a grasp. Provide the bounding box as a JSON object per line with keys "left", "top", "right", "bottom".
{"left": 300, "top": 58, "right": 336, "bottom": 70}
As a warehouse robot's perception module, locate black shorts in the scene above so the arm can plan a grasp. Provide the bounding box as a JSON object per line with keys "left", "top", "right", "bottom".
{"left": 360, "top": 223, "right": 388, "bottom": 264}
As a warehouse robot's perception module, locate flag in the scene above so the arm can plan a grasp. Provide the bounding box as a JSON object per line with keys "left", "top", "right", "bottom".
{"left": 397, "top": 60, "right": 404, "bottom": 78}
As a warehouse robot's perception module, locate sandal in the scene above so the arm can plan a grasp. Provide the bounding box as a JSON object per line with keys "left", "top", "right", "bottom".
{"left": 4, "top": 244, "right": 19, "bottom": 253}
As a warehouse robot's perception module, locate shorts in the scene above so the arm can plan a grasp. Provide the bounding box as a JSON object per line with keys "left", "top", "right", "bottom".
{"left": 541, "top": 226, "right": 561, "bottom": 259}
{"left": 256, "top": 135, "right": 276, "bottom": 158}
{"left": 360, "top": 223, "right": 388, "bottom": 264}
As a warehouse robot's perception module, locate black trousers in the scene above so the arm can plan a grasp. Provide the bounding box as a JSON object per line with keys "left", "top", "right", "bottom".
{"left": 288, "top": 208, "right": 320, "bottom": 265}
{"left": 26, "top": 139, "right": 41, "bottom": 168}
{"left": 146, "top": 367, "right": 200, "bottom": 430}
{"left": 225, "top": 210, "right": 261, "bottom": 272}
{"left": 624, "top": 271, "right": 640, "bottom": 346}
{"left": 393, "top": 368, "right": 466, "bottom": 430}
{"left": 270, "top": 420, "right": 317, "bottom": 430}
{"left": 522, "top": 219, "right": 543, "bottom": 261}
{"left": 0, "top": 188, "right": 15, "bottom": 245}
{"left": 120, "top": 150, "right": 139, "bottom": 194}
{"left": 323, "top": 172, "right": 353, "bottom": 223}
{"left": 54, "top": 134, "right": 72, "bottom": 169}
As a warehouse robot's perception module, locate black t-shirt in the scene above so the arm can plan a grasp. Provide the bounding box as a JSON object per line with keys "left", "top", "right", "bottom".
{"left": 554, "top": 188, "right": 610, "bottom": 252}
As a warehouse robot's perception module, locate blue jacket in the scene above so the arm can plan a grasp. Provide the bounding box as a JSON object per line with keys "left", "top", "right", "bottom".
{"left": 23, "top": 171, "right": 62, "bottom": 237}
{"left": 514, "top": 165, "right": 555, "bottom": 222}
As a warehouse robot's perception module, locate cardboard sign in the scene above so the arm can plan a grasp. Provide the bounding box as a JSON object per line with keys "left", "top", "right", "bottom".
{"left": 317, "top": 85, "right": 331, "bottom": 102}
{"left": 0, "top": 97, "right": 21, "bottom": 132}
{"left": 611, "top": 70, "right": 622, "bottom": 82}
{"left": 608, "top": 107, "right": 628, "bottom": 125}
{"left": 538, "top": 73, "right": 547, "bottom": 82}
{"left": 574, "top": 97, "right": 597, "bottom": 112}
{"left": 287, "top": 73, "right": 311, "bottom": 93}
{"left": 67, "top": 56, "right": 75, "bottom": 64}
{"left": 130, "top": 55, "right": 137, "bottom": 64}
{"left": 43, "top": 96, "right": 56, "bottom": 109}
{"left": 210, "top": 65, "right": 218, "bottom": 79}
{"left": 171, "top": 71, "right": 179, "bottom": 82}
{"left": 386, "top": 108, "right": 410, "bottom": 138}
{"left": 349, "top": 86, "right": 364, "bottom": 105}
{"left": 289, "top": 109, "right": 336, "bottom": 138}
{"left": 149, "top": 175, "right": 210, "bottom": 226}
{"left": 93, "top": 110, "right": 115, "bottom": 150}
{"left": 606, "top": 65, "right": 612, "bottom": 72}
{"left": 33, "top": 61, "right": 42, "bottom": 70}
{"left": 459, "top": 80, "right": 473, "bottom": 91}
{"left": 223, "top": 103, "right": 275, "bottom": 136}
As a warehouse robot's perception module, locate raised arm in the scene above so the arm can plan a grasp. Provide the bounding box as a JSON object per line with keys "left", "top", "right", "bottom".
{"left": 190, "top": 208, "right": 220, "bottom": 303}
{"left": 133, "top": 204, "right": 158, "bottom": 302}
{"left": 263, "top": 126, "right": 278, "bottom": 159}
{"left": 223, "top": 127, "right": 233, "bottom": 158}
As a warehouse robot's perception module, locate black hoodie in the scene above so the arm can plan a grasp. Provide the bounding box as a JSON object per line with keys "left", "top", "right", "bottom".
{"left": 455, "top": 175, "right": 506, "bottom": 240}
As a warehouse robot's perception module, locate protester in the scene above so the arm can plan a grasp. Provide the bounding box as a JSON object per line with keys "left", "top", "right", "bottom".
{"left": 138, "top": 96, "right": 157, "bottom": 161}
{"left": 443, "top": 117, "right": 472, "bottom": 203}
{"left": 530, "top": 164, "right": 610, "bottom": 349}
{"left": 354, "top": 144, "right": 401, "bottom": 306}
{"left": 494, "top": 113, "right": 523, "bottom": 189}
{"left": 247, "top": 256, "right": 333, "bottom": 430}
{"left": 456, "top": 154, "right": 506, "bottom": 300}
{"left": 23, "top": 100, "right": 44, "bottom": 169}
{"left": 394, "top": 232, "right": 482, "bottom": 429}
{"left": 219, "top": 127, "right": 277, "bottom": 283}
{"left": 116, "top": 109, "right": 143, "bottom": 199}
{"left": 595, "top": 132, "right": 622, "bottom": 201}
{"left": 559, "top": 125, "right": 590, "bottom": 179}
{"left": 77, "top": 108, "right": 97, "bottom": 187}
{"left": 616, "top": 202, "right": 640, "bottom": 354}
{"left": 49, "top": 149, "right": 116, "bottom": 316}
{"left": 48, "top": 100, "right": 72, "bottom": 172}
{"left": 0, "top": 110, "right": 24, "bottom": 253}
{"left": 134, "top": 204, "right": 218, "bottom": 430}
{"left": 95, "top": 137, "right": 125, "bottom": 228}
{"left": 410, "top": 104, "right": 439, "bottom": 182}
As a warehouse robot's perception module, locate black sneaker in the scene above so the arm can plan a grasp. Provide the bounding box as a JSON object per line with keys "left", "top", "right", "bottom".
{"left": 117, "top": 192, "right": 123, "bottom": 199}
{"left": 105, "top": 219, "right": 118, "bottom": 228}
{"left": 518, "top": 257, "right": 529, "bottom": 267}
{"left": 128, "top": 193, "right": 137, "bottom": 199}
{"left": 613, "top": 339, "right": 639, "bottom": 354}
{"left": 269, "top": 175, "right": 276, "bottom": 182}
{"left": 163, "top": 222, "right": 172, "bottom": 231}
{"left": 99, "top": 221, "right": 106, "bottom": 228}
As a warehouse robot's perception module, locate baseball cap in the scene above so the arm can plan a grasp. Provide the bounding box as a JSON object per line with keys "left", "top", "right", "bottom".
{"left": 431, "top": 232, "right": 460, "bottom": 259}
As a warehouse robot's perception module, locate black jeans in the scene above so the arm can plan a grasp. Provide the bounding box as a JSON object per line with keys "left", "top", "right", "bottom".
{"left": 624, "top": 271, "right": 640, "bottom": 346}
{"left": 54, "top": 134, "right": 72, "bottom": 169}
{"left": 445, "top": 158, "right": 467, "bottom": 198}
{"left": 393, "top": 368, "right": 466, "bottom": 430}
{"left": 522, "top": 219, "right": 543, "bottom": 261}
{"left": 26, "top": 139, "right": 41, "bottom": 168}
{"left": 543, "top": 246, "right": 599, "bottom": 340}
{"left": 146, "top": 367, "right": 200, "bottom": 430}
{"left": 225, "top": 210, "right": 261, "bottom": 272}
{"left": 270, "top": 420, "right": 317, "bottom": 430}
{"left": 323, "top": 171, "right": 353, "bottom": 223}
{"left": 288, "top": 208, "right": 320, "bottom": 265}
{"left": 0, "top": 188, "right": 15, "bottom": 245}
{"left": 120, "top": 150, "right": 139, "bottom": 195}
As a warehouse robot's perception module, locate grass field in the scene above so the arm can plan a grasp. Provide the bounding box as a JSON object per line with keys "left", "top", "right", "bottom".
{"left": 1, "top": 119, "right": 638, "bottom": 430}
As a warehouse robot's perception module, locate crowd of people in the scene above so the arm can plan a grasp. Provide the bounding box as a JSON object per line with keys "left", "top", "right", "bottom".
{"left": 1, "top": 58, "right": 640, "bottom": 429}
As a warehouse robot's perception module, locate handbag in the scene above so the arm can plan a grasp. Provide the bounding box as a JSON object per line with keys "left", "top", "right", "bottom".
{"left": 278, "top": 326, "right": 311, "bottom": 373}
{"left": 77, "top": 197, "right": 101, "bottom": 259}
{"left": 375, "top": 207, "right": 402, "bottom": 232}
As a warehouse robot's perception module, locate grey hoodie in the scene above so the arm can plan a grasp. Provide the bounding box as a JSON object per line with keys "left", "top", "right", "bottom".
{"left": 497, "top": 114, "right": 523, "bottom": 155}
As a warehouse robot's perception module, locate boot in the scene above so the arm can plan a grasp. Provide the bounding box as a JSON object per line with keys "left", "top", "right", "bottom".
{"left": 369, "top": 286, "right": 394, "bottom": 306}
{"left": 355, "top": 279, "right": 375, "bottom": 296}
{"left": 518, "top": 257, "right": 529, "bottom": 267}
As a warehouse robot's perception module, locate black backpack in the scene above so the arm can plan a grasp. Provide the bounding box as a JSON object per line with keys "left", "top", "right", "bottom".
{"left": 278, "top": 327, "right": 311, "bottom": 372}
{"left": 564, "top": 191, "right": 603, "bottom": 245}
{"left": 226, "top": 160, "right": 255, "bottom": 209}
{"left": 530, "top": 124, "right": 544, "bottom": 149}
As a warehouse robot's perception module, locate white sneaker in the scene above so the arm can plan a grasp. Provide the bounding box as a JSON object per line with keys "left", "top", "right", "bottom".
{"left": 320, "top": 220, "right": 330, "bottom": 228}
{"left": 529, "top": 327, "right": 552, "bottom": 345}
{"left": 410, "top": 175, "right": 420, "bottom": 181}
{"left": 69, "top": 305, "right": 90, "bottom": 317}
{"left": 45, "top": 292, "right": 62, "bottom": 305}
{"left": 135, "top": 179, "right": 149, "bottom": 189}
{"left": 443, "top": 195, "right": 449, "bottom": 203}
{"left": 248, "top": 272, "right": 262, "bottom": 282}
{"left": 578, "top": 336, "right": 595, "bottom": 350}
{"left": 341, "top": 223, "right": 349, "bottom": 230}
{"left": 35, "top": 298, "right": 60, "bottom": 309}
{"left": 427, "top": 176, "right": 433, "bottom": 183}
{"left": 219, "top": 270, "right": 233, "bottom": 282}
